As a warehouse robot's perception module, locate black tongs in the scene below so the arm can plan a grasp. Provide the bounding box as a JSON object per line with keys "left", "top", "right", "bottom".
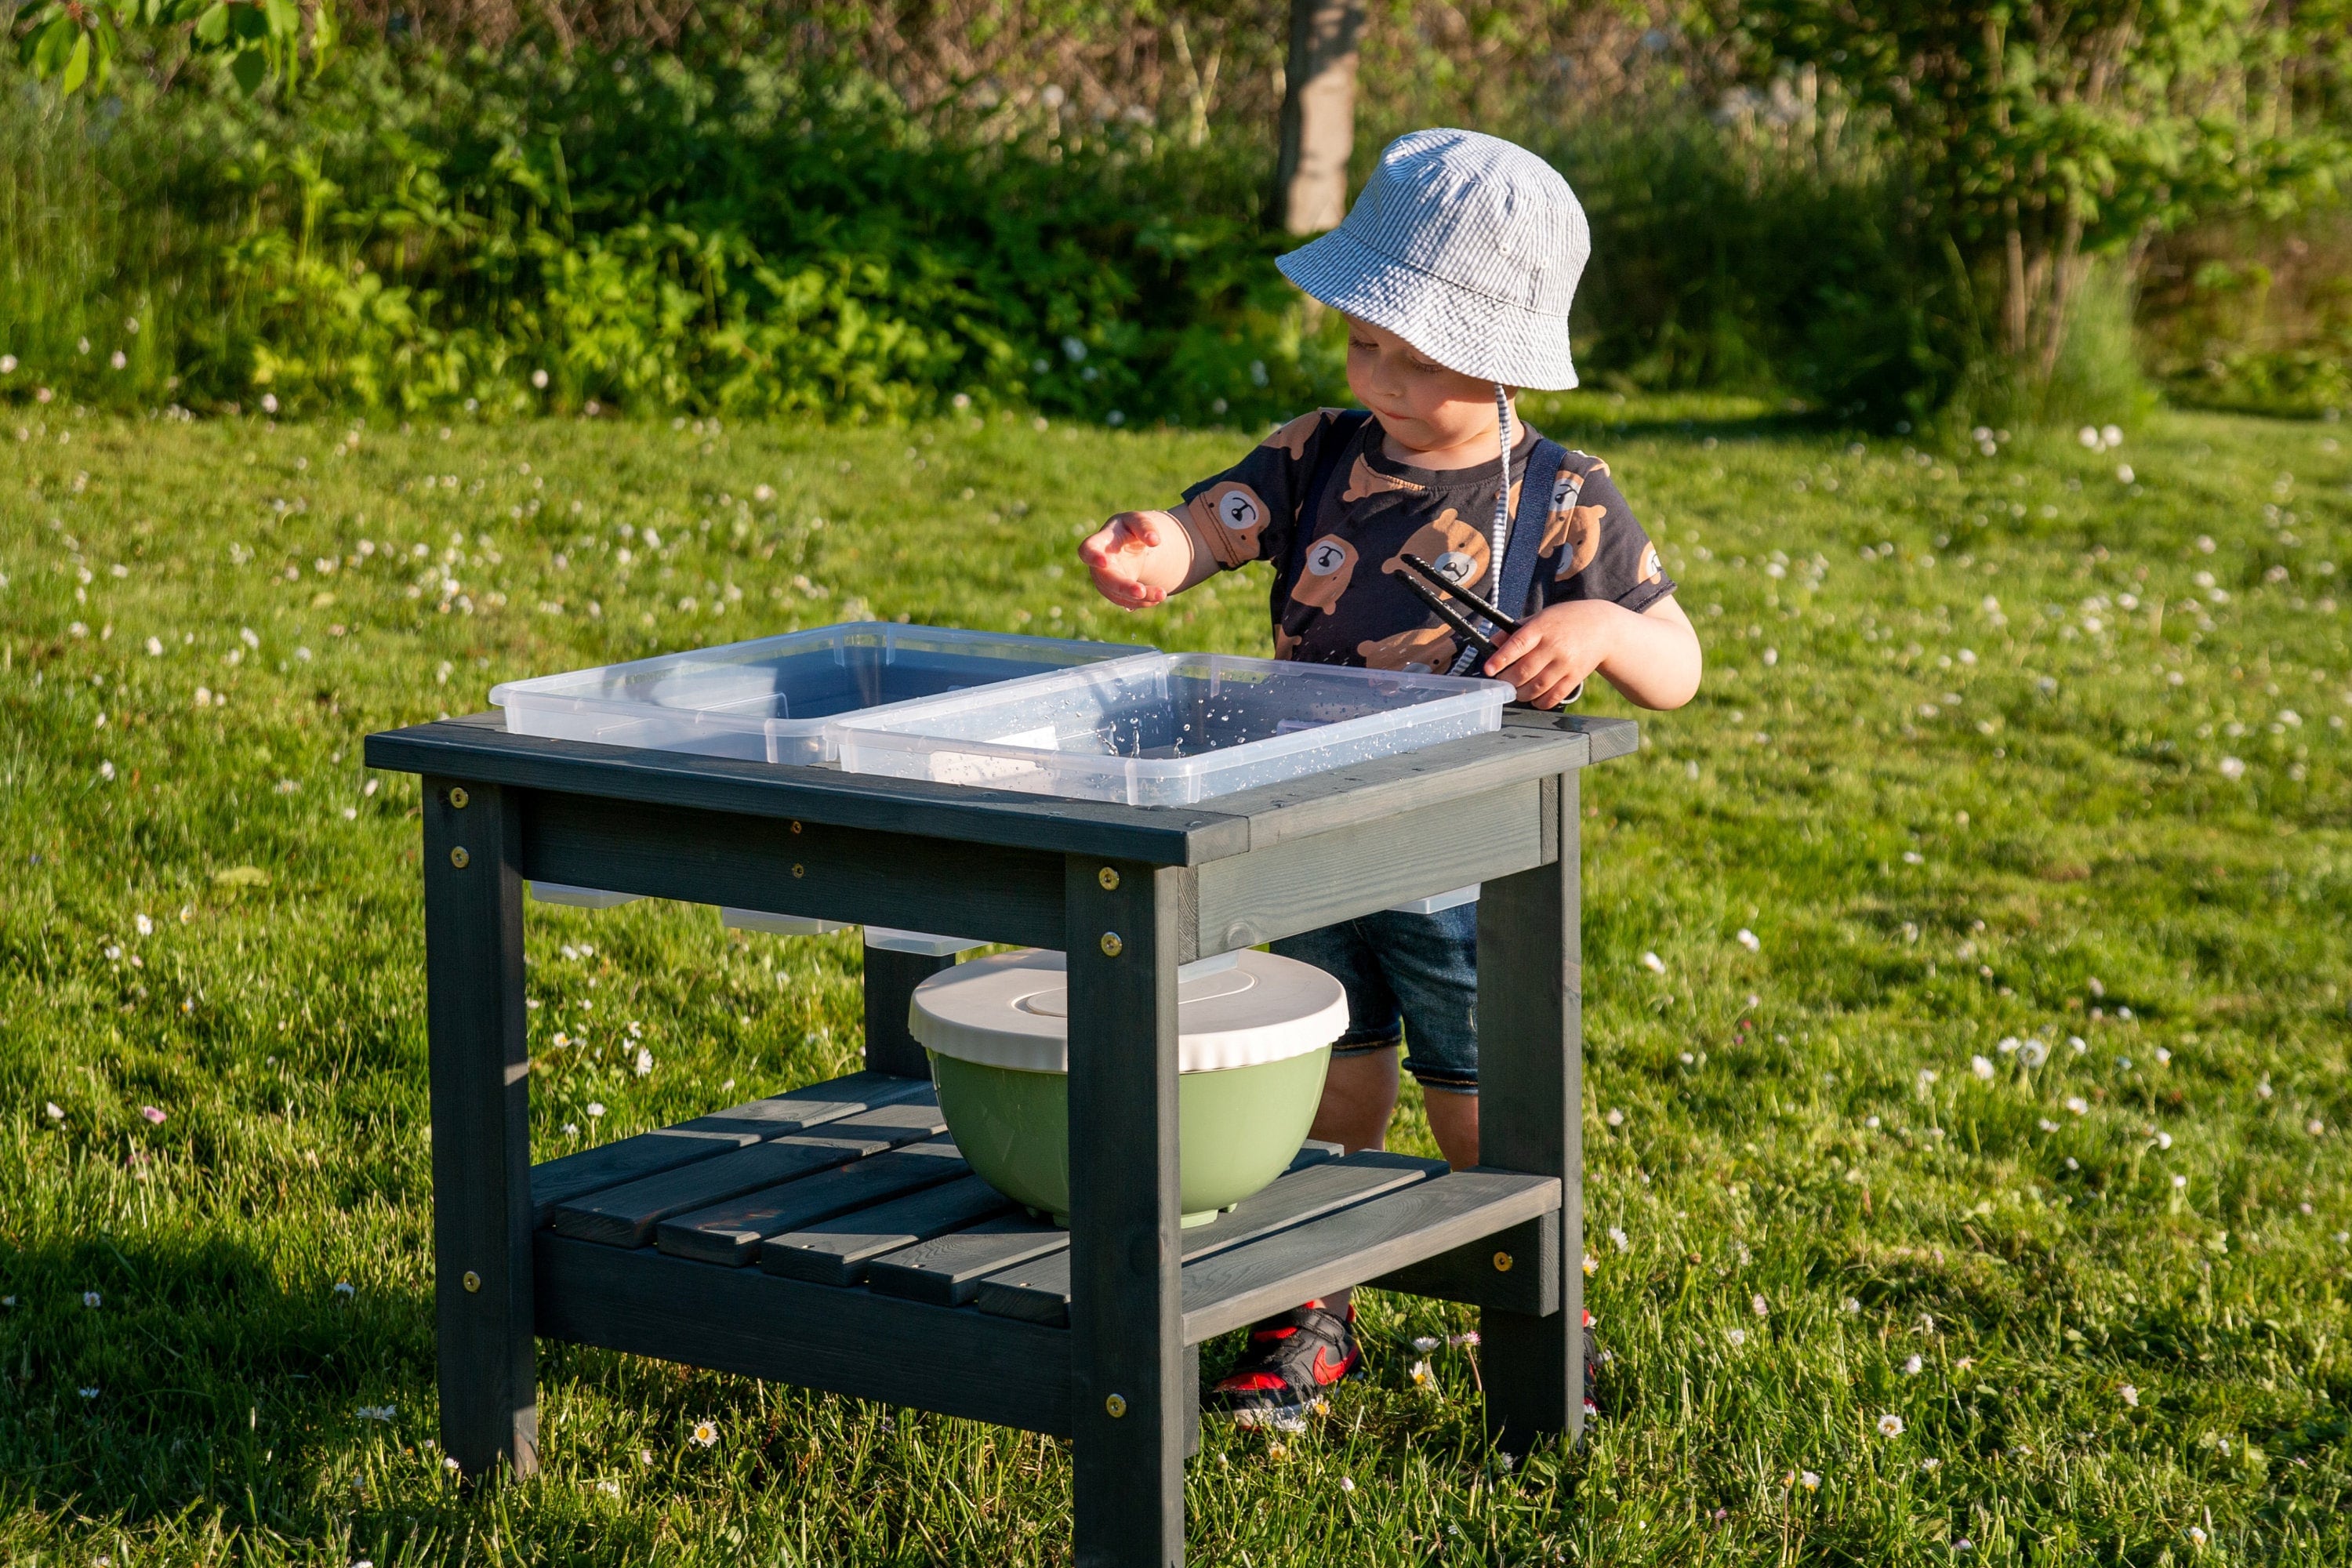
{"left": 1394, "top": 552, "right": 1519, "bottom": 660}
{"left": 1395, "top": 551, "right": 1582, "bottom": 707}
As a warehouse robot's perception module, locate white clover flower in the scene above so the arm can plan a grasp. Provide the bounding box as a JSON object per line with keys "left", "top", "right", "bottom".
{"left": 633, "top": 1048, "right": 653, "bottom": 1077}
{"left": 1877, "top": 1413, "right": 1904, "bottom": 1437}
{"left": 1724, "top": 1328, "right": 1746, "bottom": 1348}
{"left": 1971, "top": 1055, "right": 1994, "bottom": 1080}
{"left": 2065, "top": 1096, "right": 2089, "bottom": 1115}
{"left": 45, "top": 1102, "right": 64, "bottom": 1121}
{"left": 2219, "top": 757, "right": 2247, "bottom": 780}
{"left": 1641, "top": 951, "right": 1666, "bottom": 975}
{"left": 1412, "top": 1335, "right": 1440, "bottom": 1353}
{"left": 1339, "top": 1476, "right": 1356, "bottom": 1493}
{"left": 2019, "top": 1040, "right": 2049, "bottom": 1068}
{"left": 1842, "top": 1298, "right": 1861, "bottom": 1314}
{"left": 2311, "top": 1120, "right": 2328, "bottom": 1137}
{"left": 135, "top": 913, "right": 153, "bottom": 936}
{"left": 2173, "top": 1174, "right": 2188, "bottom": 1189}
{"left": 83, "top": 1291, "right": 101, "bottom": 1308}
{"left": 1751, "top": 1294, "right": 1769, "bottom": 1318}
{"left": 1605, "top": 1108, "right": 1625, "bottom": 1127}
{"left": 531, "top": 369, "right": 550, "bottom": 389}
{"left": 2188, "top": 1526, "right": 2207, "bottom": 1547}
{"left": 1904, "top": 1355, "right": 1923, "bottom": 1375}
{"left": 586, "top": 1102, "right": 605, "bottom": 1119}
{"left": 1736, "top": 928, "right": 1761, "bottom": 953}
{"left": 2119, "top": 1384, "right": 2139, "bottom": 1407}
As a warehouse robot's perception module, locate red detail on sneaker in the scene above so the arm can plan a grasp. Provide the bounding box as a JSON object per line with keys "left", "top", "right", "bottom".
{"left": 1251, "top": 1325, "right": 1300, "bottom": 1342}
{"left": 1582, "top": 1308, "right": 1593, "bottom": 1327}
{"left": 1215, "top": 1370, "right": 1293, "bottom": 1395}
{"left": 1308, "top": 1345, "right": 1356, "bottom": 1386}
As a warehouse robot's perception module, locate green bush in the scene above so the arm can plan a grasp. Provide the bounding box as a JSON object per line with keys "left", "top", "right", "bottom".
{"left": 0, "top": 40, "right": 1348, "bottom": 425}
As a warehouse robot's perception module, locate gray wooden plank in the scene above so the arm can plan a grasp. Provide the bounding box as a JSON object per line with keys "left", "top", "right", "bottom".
{"left": 974, "top": 1149, "right": 1442, "bottom": 1328}
{"left": 528, "top": 1072, "right": 930, "bottom": 1225}
{"left": 1504, "top": 709, "right": 1640, "bottom": 761}
{"left": 655, "top": 1137, "right": 970, "bottom": 1267}
{"left": 421, "top": 776, "right": 539, "bottom": 1478}
{"left": 1193, "top": 781, "right": 1546, "bottom": 955}
{"left": 1178, "top": 1168, "right": 1563, "bottom": 1344}
{"left": 863, "top": 1210, "right": 1071, "bottom": 1307}
{"left": 758, "top": 1174, "right": 1017, "bottom": 1287}
{"left": 534, "top": 1233, "right": 1073, "bottom": 1438}
{"left": 862, "top": 946, "right": 953, "bottom": 1079}
{"left": 549, "top": 1100, "right": 947, "bottom": 1248}
{"left": 364, "top": 720, "right": 1249, "bottom": 866}
{"left": 1205, "top": 724, "right": 1590, "bottom": 850}
{"left": 1478, "top": 766, "right": 1586, "bottom": 1452}
{"left": 1062, "top": 855, "right": 1186, "bottom": 1566}
{"left": 524, "top": 792, "right": 1072, "bottom": 955}
{"left": 1367, "top": 1210, "right": 1560, "bottom": 1317}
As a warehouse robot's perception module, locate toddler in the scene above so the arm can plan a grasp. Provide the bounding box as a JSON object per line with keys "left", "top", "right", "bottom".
{"left": 1079, "top": 128, "right": 1702, "bottom": 1417}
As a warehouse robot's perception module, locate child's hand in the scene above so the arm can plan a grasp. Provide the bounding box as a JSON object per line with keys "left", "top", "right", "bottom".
{"left": 1080, "top": 511, "right": 1193, "bottom": 609}
{"left": 1483, "top": 601, "right": 1624, "bottom": 708}
{"left": 1484, "top": 596, "right": 1703, "bottom": 710}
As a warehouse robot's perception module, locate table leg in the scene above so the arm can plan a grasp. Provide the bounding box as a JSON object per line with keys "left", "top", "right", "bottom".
{"left": 1064, "top": 856, "right": 1185, "bottom": 1568}
{"left": 862, "top": 947, "right": 955, "bottom": 1079}
{"left": 1476, "top": 771, "right": 1584, "bottom": 1453}
{"left": 422, "top": 777, "right": 540, "bottom": 1478}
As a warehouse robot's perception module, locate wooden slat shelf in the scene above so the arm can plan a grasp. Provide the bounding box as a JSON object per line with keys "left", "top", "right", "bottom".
{"left": 528, "top": 1073, "right": 1561, "bottom": 1366}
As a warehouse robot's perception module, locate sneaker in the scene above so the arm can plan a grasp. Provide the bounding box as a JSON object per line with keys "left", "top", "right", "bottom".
{"left": 1208, "top": 1299, "right": 1362, "bottom": 1419}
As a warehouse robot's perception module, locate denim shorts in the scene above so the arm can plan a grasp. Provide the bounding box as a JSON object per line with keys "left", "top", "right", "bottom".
{"left": 1271, "top": 903, "right": 1479, "bottom": 1094}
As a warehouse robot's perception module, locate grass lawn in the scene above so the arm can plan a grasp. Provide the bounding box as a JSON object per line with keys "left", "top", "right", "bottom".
{"left": 2, "top": 395, "right": 2348, "bottom": 1565}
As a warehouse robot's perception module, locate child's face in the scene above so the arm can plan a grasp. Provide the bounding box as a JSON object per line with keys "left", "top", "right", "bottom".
{"left": 1343, "top": 315, "right": 1506, "bottom": 455}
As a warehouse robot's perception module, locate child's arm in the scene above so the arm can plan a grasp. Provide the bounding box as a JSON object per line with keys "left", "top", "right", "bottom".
{"left": 1078, "top": 511, "right": 1221, "bottom": 610}
{"left": 1484, "top": 594, "right": 1702, "bottom": 711}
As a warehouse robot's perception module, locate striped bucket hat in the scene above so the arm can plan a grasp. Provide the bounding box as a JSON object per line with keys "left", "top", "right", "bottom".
{"left": 1276, "top": 129, "right": 1590, "bottom": 391}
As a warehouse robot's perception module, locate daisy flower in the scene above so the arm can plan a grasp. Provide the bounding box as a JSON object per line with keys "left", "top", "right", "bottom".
{"left": 1877, "top": 1413, "right": 1904, "bottom": 1437}
{"left": 689, "top": 1419, "right": 718, "bottom": 1447}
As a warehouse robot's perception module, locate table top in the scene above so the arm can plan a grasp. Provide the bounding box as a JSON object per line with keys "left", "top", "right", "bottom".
{"left": 364, "top": 709, "right": 1636, "bottom": 868}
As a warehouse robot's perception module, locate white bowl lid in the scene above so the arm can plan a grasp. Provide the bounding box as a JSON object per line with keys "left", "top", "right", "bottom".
{"left": 909, "top": 948, "right": 1348, "bottom": 1074}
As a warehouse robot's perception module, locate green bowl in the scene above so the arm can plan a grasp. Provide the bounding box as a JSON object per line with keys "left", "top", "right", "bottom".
{"left": 928, "top": 1046, "right": 1334, "bottom": 1228}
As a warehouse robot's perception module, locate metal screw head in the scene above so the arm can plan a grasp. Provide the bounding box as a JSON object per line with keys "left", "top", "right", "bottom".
{"left": 448, "top": 786, "right": 470, "bottom": 809}
{"left": 462, "top": 1269, "right": 482, "bottom": 1294}
{"left": 1097, "top": 866, "right": 1120, "bottom": 891}
{"left": 1099, "top": 931, "right": 1123, "bottom": 957}
{"left": 1493, "top": 1250, "right": 1515, "bottom": 1273}
{"left": 1104, "top": 1393, "right": 1127, "bottom": 1418}
{"left": 448, "top": 847, "right": 470, "bottom": 869}
{"left": 792, "top": 863, "right": 805, "bottom": 878}
{"left": 790, "top": 820, "right": 803, "bottom": 834}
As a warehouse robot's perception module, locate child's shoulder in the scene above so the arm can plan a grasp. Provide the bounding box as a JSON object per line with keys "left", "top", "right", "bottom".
{"left": 1259, "top": 406, "right": 1365, "bottom": 461}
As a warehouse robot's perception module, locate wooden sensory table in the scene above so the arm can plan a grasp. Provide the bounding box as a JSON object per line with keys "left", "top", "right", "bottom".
{"left": 363, "top": 706, "right": 1635, "bottom": 1567}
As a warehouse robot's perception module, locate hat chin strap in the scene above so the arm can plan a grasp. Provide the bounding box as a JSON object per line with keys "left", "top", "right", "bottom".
{"left": 1489, "top": 382, "right": 1512, "bottom": 611}
{"left": 1443, "top": 383, "right": 1515, "bottom": 681}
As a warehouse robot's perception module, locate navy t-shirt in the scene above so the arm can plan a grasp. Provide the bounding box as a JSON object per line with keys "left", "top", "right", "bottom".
{"left": 1178, "top": 408, "right": 1676, "bottom": 671}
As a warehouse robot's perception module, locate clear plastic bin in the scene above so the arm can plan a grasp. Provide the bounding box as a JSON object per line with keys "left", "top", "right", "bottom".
{"left": 489, "top": 622, "right": 1149, "bottom": 767}
{"left": 831, "top": 652, "right": 1509, "bottom": 806}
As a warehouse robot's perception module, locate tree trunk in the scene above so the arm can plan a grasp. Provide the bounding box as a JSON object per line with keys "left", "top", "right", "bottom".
{"left": 1268, "top": 0, "right": 1366, "bottom": 234}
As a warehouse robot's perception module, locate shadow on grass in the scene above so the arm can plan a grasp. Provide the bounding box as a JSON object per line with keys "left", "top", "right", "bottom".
{"left": 0, "top": 1230, "right": 435, "bottom": 1526}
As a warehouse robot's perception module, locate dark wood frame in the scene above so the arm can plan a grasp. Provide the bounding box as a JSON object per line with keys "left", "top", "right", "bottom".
{"left": 367, "top": 708, "right": 1633, "bottom": 1565}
